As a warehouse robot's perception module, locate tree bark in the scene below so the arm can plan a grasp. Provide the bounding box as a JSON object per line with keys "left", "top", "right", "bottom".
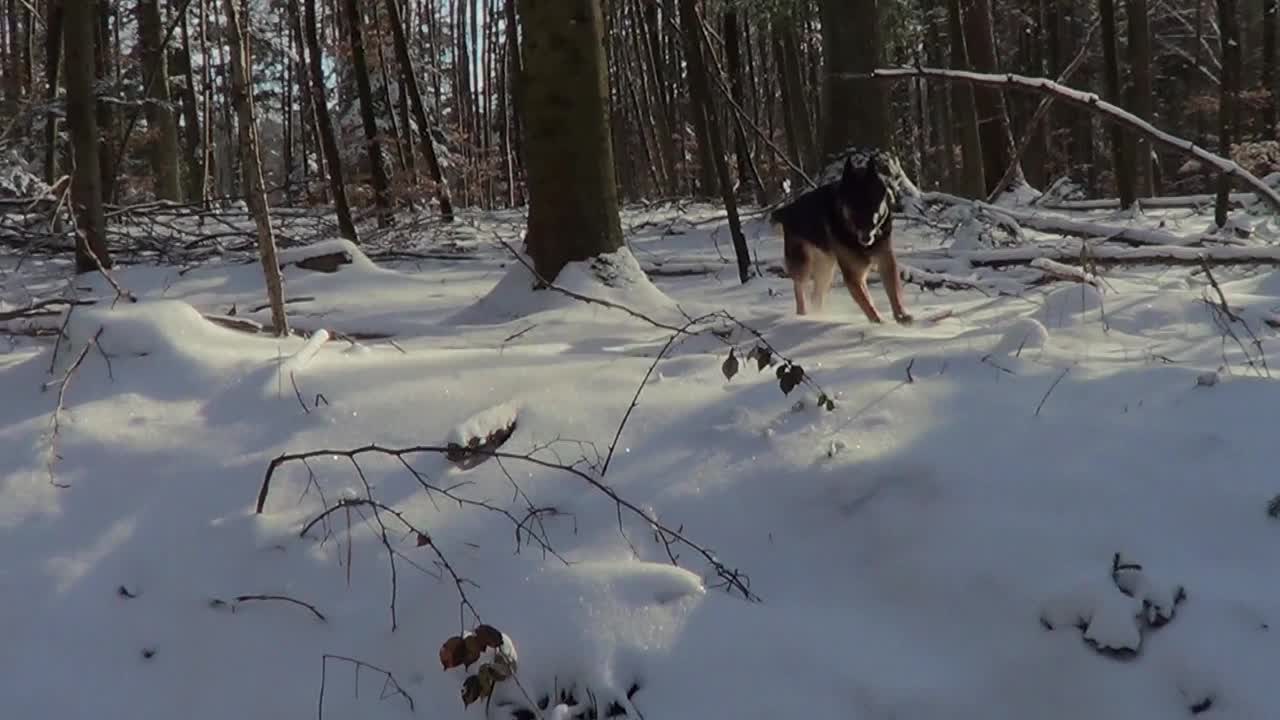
{"left": 342, "top": 0, "right": 393, "bottom": 226}
{"left": 723, "top": 8, "right": 758, "bottom": 201}
{"left": 44, "top": 0, "right": 64, "bottom": 184}
{"left": 302, "top": 0, "right": 359, "bottom": 241}
{"left": 1264, "top": 0, "right": 1277, "bottom": 134}
{"left": 680, "top": 0, "right": 751, "bottom": 283}
{"left": 1125, "top": 0, "right": 1155, "bottom": 196}
{"left": 384, "top": 0, "right": 454, "bottom": 221}
{"left": 947, "top": 0, "right": 986, "bottom": 197}
{"left": 177, "top": 5, "right": 204, "bottom": 202}
{"left": 64, "top": 0, "right": 111, "bottom": 274}
{"left": 94, "top": 1, "right": 117, "bottom": 205}
{"left": 1215, "top": 0, "right": 1241, "bottom": 228}
{"left": 818, "top": 0, "right": 889, "bottom": 159}
{"left": 137, "top": 0, "right": 183, "bottom": 200}
{"left": 222, "top": 0, "right": 289, "bottom": 336}
{"left": 1099, "top": 0, "right": 1135, "bottom": 207}
{"left": 516, "top": 0, "right": 624, "bottom": 282}
{"left": 960, "top": 0, "right": 1023, "bottom": 196}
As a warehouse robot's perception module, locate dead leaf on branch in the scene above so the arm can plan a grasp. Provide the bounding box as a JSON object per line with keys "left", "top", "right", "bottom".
{"left": 721, "top": 348, "right": 739, "bottom": 380}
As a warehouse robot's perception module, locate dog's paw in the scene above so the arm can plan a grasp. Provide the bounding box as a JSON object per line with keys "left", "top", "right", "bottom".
{"left": 894, "top": 313, "right": 914, "bottom": 326}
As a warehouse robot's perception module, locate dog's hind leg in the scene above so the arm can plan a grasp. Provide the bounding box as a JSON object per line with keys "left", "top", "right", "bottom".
{"left": 835, "top": 251, "right": 884, "bottom": 324}
{"left": 809, "top": 251, "right": 837, "bottom": 313}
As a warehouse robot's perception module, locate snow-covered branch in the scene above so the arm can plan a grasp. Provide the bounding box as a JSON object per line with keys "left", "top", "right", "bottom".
{"left": 847, "top": 66, "right": 1280, "bottom": 214}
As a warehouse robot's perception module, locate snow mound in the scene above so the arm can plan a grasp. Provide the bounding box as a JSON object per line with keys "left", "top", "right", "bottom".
{"left": 990, "top": 317, "right": 1050, "bottom": 355}
{"left": 459, "top": 247, "right": 677, "bottom": 323}
{"left": 1036, "top": 284, "right": 1106, "bottom": 328}
{"left": 56, "top": 299, "right": 292, "bottom": 376}
{"left": 561, "top": 560, "right": 706, "bottom": 608}
{"left": 276, "top": 238, "right": 381, "bottom": 274}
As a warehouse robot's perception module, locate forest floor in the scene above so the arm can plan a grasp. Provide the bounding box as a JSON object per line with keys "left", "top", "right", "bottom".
{"left": 3, "top": 193, "right": 1280, "bottom": 719}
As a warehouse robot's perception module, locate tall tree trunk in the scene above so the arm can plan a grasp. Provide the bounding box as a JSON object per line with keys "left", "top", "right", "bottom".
{"left": 44, "top": 0, "right": 64, "bottom": 185}
{"left": 94, "top": 1, "right": 117, "bottom": 205}
{"left": 198, "top": 0, "right": 215, "bottom": 205}
{"left": 222, "top": 0, "right": 288, "bottom": 336}
{"left": 65, "top": 0, "right": 111, "bottom": 273}
{"left": 178, "top": 5, "right": 203, "bottom": 202}
{"left": 1125, "top": 0, "right": 1155, "bottom": 196}
{"left": 384, "top": 0, "right": 454, "bottom": 220}
{"left": 137, "top": 0, "right": 183, "bottom": 200}
{"left": 680, "top": 0, "right": 751, "bottom": 283}
{"left": 302, "top": 0, "right": 359, "bottom": 241}
{"left": 960, "top": 0, "right": 1023, "bottom": 196}
{"left": 516, "top": 0, "right": 623, "bottom": 282}
{"left": 818, "top": 0, "right": 889, "bottom": 160}
{"left": 773, "top": 20, "right": 813, "bottom": 184}
{"left": 1099, "top": 0, "right": 1135, "bottom": 207}
{"left": 1215, "top": 0, "right": 1241, "bottom": 228}
{"left": 342, "top": 0, "right": 393, "bottom": 226}
{"left": 947, "top": 0, "right": 986, "bottom": 197}
{"left": 723, "top": 7, "right": 757, "bottom": 200}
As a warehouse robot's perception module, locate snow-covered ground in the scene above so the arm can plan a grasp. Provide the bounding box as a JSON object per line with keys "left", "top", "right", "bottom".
{"left": 2, "top": 196, "right": 1280, "bottom": 719}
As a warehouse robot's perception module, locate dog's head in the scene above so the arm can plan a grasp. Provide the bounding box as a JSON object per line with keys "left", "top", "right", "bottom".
{"left": 836, "top": 156, "right": 891, "bottom": 247}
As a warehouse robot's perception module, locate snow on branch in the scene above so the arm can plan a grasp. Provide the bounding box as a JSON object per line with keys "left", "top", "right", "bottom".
{"left": 848, "top": 66, "right": 1280, "bottom": 214}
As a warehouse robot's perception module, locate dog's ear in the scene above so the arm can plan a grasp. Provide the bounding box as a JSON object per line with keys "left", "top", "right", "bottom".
{"left": 841, "top": 156, "right": 861, "bottom": 185}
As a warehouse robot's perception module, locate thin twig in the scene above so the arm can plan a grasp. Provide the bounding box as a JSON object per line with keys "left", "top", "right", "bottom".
{"left": 230, "top": 594, "right": 327, "bottom": 622}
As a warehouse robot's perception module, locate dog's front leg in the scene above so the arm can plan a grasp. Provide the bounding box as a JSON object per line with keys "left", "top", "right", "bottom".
{"left": 877, "top": 250, "right": 913, "bottom": 325}
{"left": 838, "top": 258, "right": 884, "bottom": 324}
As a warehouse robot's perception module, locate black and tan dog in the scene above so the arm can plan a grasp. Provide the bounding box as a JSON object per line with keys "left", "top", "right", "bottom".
{"left": 769, "top": 152, "right": 912, "bottom": 325}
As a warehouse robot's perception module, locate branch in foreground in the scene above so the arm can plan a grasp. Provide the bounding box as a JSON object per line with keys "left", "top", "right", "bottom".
{"left": 256, "top": 444, "right": 757, "bottom": 602}
{"left": 318, "top": 653, "right": 414, "bottom": 720}
{"left": 847, "top": 66, "right": 1280, "bottom": 214}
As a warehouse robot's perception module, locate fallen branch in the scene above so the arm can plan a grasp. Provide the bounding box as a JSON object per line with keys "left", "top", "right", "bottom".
{"left": 44, "top": 326, "right": 102, "bottom": 488}
{"left": 848, "top": 66, "right": 1280, "bottom": 214}
{"left": 318, "top": 654, "right": 414, "bottom": 720}
{"left": 922, "top": 191, "right": 1208, "bottom": 246}
{"left": 911, "top": 243, "right": 1280, "bottom": 268}
{"left": 1199, "top": 258, "right": 1269, "bottom": 378}
{"left": 1040, "top": 192, "right": 1260, "bottom": 211}
{"left": 222, "top": 593, "right": 328, "bottom": 623}
{"left": 257, "top": 443, "right": 756, "bottom": 601}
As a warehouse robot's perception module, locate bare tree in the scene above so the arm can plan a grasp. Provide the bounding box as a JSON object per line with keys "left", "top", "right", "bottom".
{"left": 1126, "top": 0, "right": 1156, "bottom": 196}
{"left": 64, "top": 0, "right": 111, "bottom": 274}
{"left": 818, "top": 0, "right": 889, "bottom": 157}
{"left": 1100, "top": 0, "right": 1135, "bottom": 207}
{"left": 342, "top": 0, "right": 393, "bottom": 227}
{"left": 516, "top": 0, "right": 624, "bottom": 282}
{"left": 222, "top": 0, "right": 289, "bottom": 335}
{"left": 136, "top": 0, "right": 183, "bottom": 201}
{"left": 1215, "top": 0, "right": 1241, "bottom": 227}
{"left": 384, "top": 0, "right": 454, "bottom": 221}
{"left": 301, "top": 0, "right": 359, "bottom": 242}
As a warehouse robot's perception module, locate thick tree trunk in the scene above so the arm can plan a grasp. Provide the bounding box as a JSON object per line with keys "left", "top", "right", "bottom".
{"left": 1125, "top": 0, "right": 1155, "bottom": 196}
{"left": 947, "top": 0, "right": 986, "bottom": 197}
{"left": 137, "top": 0, "right": 183, "bottom": 201}
{"left": 960, "top": 0, "right": 1022, "bottom": 196}
{"left": 680, "top": 0, "right": 751, "bottom": 283}
{"left": 384, "top": 0, "right": 454, "bottom": 221}
{"left": 302, "top": 0, "right": 359, "bottom": 241}
{"left": 818, "top": 0, "right": 889, "bottom": 158}
{"left": 222, "top": 0, "right": 289, "bottom": 336}
{"left": 341, "top": 0, "right": 393, "bottom": 226}
{"left": 64, "top": 0, "right": 111, "bottom": 274}
{"left": 1099, "top": 0, "right": 1135, "bottom": 207}
{"left": 516, "top": 0, "right": 623, "bottom": 282}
